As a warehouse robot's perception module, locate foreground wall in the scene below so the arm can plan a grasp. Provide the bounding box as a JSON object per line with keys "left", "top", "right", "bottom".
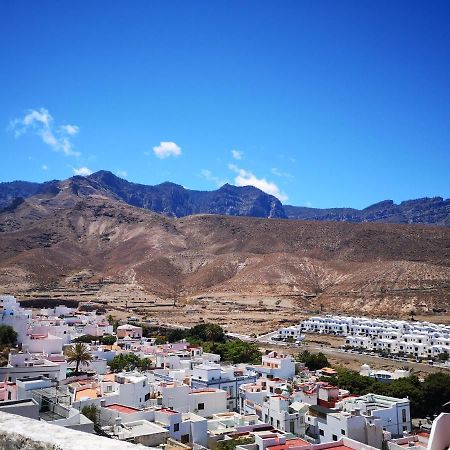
{"left": 0, "top": 410, "right": 146, "bottom": 450}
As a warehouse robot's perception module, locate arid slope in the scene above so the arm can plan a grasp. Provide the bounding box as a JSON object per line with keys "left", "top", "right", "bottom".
{"left": 0, "top": 181, "right": 449, "bottom": 316}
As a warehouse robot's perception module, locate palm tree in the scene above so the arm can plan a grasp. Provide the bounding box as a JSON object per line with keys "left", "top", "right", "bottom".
{"left": 66, "top": 342, "right": 93, "bottom": 374}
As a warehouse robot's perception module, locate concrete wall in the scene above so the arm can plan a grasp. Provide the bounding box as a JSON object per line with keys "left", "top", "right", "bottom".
{"left": 428, "top": 413, "right": 450, "bottom": 450}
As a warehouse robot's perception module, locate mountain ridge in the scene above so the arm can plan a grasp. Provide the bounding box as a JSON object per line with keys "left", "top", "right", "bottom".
{"left": 0, "top": 170, "right": 448, "bottom": 225}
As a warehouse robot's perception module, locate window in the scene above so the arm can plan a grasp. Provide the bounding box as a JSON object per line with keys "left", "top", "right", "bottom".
{"left": 198, "top": 403, "right": 205, "bottom": 410}
{"left": 181, "top": 434, "right": 190, "bottom": 444}
{"left": 402, "top": 409, "right": 407, "bottom": 422}
{"left": 403, "top": 426, "right": 407, "bottom": 431}
{"left": 145, "top": 393, "right": 150, "bottom": 401}
{"left": 332, "top": 435, "right": 338, "bottom": 441}
{"left": 341, "top": 430, "right": 346, "bottom": 435}
{"left": 319, "top": 429, "right": 324, "bottom": 436}
{"left": 174, "top": 423, "right": 180, "bottom": 432}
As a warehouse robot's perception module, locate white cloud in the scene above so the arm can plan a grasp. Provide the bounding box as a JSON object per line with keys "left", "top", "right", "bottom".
{"left": 73, "top": 166, "right": 92, "bottom": 176}
{"left": 59, "top": 124, "right": 79, "bottom": 136}
{"left": 9, "top": 108, "right": 80, "bottom": 156}
{"left": 116, "top": 170, "right": 128, "bottom": 178}
{"left": 42, "top": 164, "right": 48, "bottom": 171}
{"left": 153, "top": 141, "right": 182, "bottom": 159}
{"left": 228, "top": 164, "right": 288, "bottom": 201}
{"left": 271, "top": 167, "right": 293, "bottom": 180}
{"left": 201, "top": 169, "right": 227, "bottom": 187}
{"left": 231, "top": 149, "right": 243, "bottom": 160}
{"left": 304, "top": 201, "right": 312, "bottom": 207}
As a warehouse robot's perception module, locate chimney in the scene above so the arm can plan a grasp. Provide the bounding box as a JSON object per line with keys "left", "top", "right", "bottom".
{"left": 114, "top": 417, "right": 122, "bottom": 435}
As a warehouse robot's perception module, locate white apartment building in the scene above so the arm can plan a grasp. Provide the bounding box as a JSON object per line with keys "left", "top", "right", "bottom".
{"left": 191, "top": 364, "right": 257, "bottom": 412}
{"left": 306, "top": 406, "right": 384, "bottom": 448}
{"left": 295, "top": 315, "right": 450, "bottom": 359}
{"left": 339, "top": 393, "right": 411, "bottom": 438}
{"left": 252, "top": 352, "right": 296, "bottom": 380}
{"left": 261, "top": 395, "right": 308, "bottom": 436}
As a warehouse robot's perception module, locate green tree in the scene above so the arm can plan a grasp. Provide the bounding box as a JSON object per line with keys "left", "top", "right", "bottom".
{"left": 81, "top": 404, "right": 101, "bottom": 433}
{"left": 422, "top": 372, "right": 450, "bottom": 417}
{"left": 73, "top": 334, "right": 97, "bottom": 343}
{"left": 0, "top": 325, "right": 17, "bottom": 348}
{"left": 189, "top": 323, "right": 225, "bottom": 342}
{"left": 100, "top": 335, "right": 117, "bottom": 345}
{"left": 222, "top": 340, "right": 262, "bottom": 364}
{"left": 296, "top": 350, "right": 330, "bottom": 371}
{"left": 167, "top": 328, "right": 187, "bottom": 343}
{"left": 108, "top": 354, "right": 152, "bottom": 372}
{"left": 107, "top": 315, "right": 120, "bottom": 332}
{"left": 66, "top": 342, "right": 93, "bottom": 374}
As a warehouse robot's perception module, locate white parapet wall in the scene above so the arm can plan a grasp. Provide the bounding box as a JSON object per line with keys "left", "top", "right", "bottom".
{"left": 0, "top": 410, "right": 147, "bottom": 450}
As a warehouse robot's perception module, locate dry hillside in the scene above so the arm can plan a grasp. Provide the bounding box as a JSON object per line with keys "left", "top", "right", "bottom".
{"left": 0, "top": 180, "right": 449, "bottom": 331}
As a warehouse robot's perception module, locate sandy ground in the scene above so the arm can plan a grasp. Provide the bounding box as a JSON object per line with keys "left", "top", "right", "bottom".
{"left": 15, "top": 281, "right": 450, "bottom": 335}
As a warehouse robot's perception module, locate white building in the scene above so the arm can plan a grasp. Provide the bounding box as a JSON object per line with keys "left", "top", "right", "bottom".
{"left": 296, "top": 315, "right": 450, "bottom": 360}
{"left": 252, "top": 352, "right": 296, "bottom": 380}
{"left": 0, "top": 351, "right": 66, "bottom": 383}
{"left": 339, "top": 393, "right": 411, "bottom": 438}
{"left": 0, "top": 296, "right": 32, "bottom": 344}
{"left": 191, "top": 363, "right": 257, "bottom": 412}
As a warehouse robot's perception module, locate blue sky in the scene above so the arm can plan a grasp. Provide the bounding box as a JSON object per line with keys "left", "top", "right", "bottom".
{"left": 1, "top": 1, "right": 449, "bottom": 208}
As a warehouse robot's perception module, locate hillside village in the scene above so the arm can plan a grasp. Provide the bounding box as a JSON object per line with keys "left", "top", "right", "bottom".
{"left": 0, "top": 295, "right": 449, "bottom": 449}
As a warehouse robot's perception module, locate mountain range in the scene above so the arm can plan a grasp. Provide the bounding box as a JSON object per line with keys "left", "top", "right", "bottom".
{"left": 0, "top": 171, "right": 448, "bottom": 226}
{"left": 0, "top": 174, "right": 449, "bottom": 317}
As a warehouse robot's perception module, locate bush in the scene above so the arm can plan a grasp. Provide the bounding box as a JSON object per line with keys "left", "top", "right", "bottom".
{"left": 216, "top": 436, "right": 255, "bottom": 450}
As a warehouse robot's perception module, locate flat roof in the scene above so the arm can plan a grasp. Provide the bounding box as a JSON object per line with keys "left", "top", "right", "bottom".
{"left": 159, "top": 408, "right": 179, "bottom": 415}
{"left": 327, "top": 446, "right": 354, "bottom": 450}
{"left": 268, "top": 438, "right": 310, "bottom": 450}
{"left": 105, "top": 404, "right": 141, "bottom": 414}
{"left": 75, "top": 387, "right": 98, "bottom": 401}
